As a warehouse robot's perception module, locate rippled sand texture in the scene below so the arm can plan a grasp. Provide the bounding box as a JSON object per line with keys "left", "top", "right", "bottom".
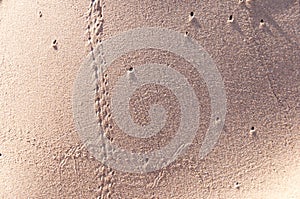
{"left": 0, "top": 0, "right": 299, "bottom": 198}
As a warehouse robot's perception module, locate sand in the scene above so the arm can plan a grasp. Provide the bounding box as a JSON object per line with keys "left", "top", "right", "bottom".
{"left": 0, "top": 0, "right": 299, "bottom": 198}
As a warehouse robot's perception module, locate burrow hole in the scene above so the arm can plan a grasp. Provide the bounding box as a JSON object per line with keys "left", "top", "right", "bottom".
{"left": 128, "top": 67, "right": 134, "bottom": 72}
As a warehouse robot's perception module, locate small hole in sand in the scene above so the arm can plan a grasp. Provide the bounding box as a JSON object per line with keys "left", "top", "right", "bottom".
{"left": 250, "top": 126, "right": 257, "bottom": 137}
{"left": 234, "top": 182, "right": 240, "bottom": 189}
{"left": 259, "top": 19, "right": 265, "bottom": 28}
{"left": 216, "top": 117, "right": 220, "bottom": 121}
{"left": 128, "top": 67, "right": 134, "bottom": 72}
{"left": 0, "top": 153, "right": 2, "bottom": 157}
{"left": 188, "top": 12, "right": 195, "bottom": 22}
{"left": 228, "top": 15, "right": 233, "bottom": 22}
{"left": 52, "top": 40, "right": 58, "bottom": 49}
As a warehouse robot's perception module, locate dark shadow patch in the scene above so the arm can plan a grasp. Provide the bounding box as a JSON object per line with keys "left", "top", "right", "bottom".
{"left": 246, "top": 1, "right": 300, "bottom": 49}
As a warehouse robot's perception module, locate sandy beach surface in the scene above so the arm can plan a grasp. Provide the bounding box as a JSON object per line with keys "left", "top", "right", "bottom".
{"left": 0, "top": 0, "right": 299, "bottom": 198}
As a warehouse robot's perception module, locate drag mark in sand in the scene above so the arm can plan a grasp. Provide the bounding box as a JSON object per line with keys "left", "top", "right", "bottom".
{"left": 85, "top": 1, "right": 115, "bottom": 198}
{"left": 73, "top": 27, "right": 227, "bottom": 173}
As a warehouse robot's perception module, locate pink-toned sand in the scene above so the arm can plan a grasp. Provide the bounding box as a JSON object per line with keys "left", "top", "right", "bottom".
{"left": 0, "top": 0, "right": 299, "bottom": 198}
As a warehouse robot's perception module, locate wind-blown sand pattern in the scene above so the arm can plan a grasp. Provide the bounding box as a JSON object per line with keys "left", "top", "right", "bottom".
{"left": 0, "top": 0, "right": 299, "bottom": 198}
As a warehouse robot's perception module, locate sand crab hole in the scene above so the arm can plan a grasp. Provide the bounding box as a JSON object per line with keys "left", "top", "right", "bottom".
{"left": 128, "top": 67, "right": 134, "bottom": 72}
